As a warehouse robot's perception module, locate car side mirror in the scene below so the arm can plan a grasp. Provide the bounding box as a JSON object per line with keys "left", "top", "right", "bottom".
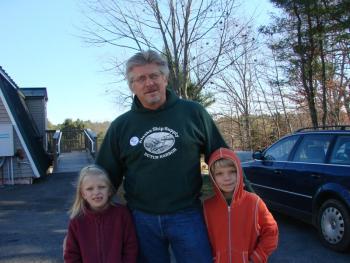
{"left": 253, "top": 151, "right": 264, "bottom": 160}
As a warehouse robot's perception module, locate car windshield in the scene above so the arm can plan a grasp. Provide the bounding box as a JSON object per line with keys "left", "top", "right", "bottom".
{"left": 235, "top": 151, "right": 253, "bottom": 163}
{"left": 263, "top": 136, "right": 298, "bottom": 161}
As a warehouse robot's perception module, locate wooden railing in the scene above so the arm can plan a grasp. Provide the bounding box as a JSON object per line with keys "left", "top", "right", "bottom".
{"left": 84, "top": 129, "right": 97, "bottom": 159}
{"left": 60, "top": 128, "right": 85, "bottom": 152}
{"left": 45, "top": 129, "right": 57, "bottom": 154}
{"left": 46, "top": 128, "right": 97, "bottom": 170}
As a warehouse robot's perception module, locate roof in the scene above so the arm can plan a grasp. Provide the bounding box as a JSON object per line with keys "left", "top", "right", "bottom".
{"left": 20, "top": 87, "right": 48, "bottom": 101}
{"left": 0, "top": 66, "right": 50, "bottom": 177}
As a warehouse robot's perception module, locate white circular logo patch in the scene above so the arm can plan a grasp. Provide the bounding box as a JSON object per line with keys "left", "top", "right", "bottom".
{"left": 143, "top": 132, "right": 175, "bottom": 154}
{"left": 129, "top": 136, "right": 139, "bottom": 146}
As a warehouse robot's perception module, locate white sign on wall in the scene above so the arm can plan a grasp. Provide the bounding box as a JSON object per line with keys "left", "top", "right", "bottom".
{"left": 0, "top": 124, "right": 14, "bottom": 156}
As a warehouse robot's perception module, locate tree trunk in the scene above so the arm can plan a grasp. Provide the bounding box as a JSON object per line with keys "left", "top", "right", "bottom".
{"left": 294, "top": 2, "right": 318, "bottom": 128}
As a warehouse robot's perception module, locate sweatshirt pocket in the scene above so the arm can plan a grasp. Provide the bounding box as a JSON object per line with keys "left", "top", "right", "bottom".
{"left": 214, "top": 250, "right": 250, "bottom": 263}
{"left": 214, "top": 249, "right": 231, "bottom": 263}
{"left": 215, "top": 250, "right": 250, "bottom": 263}
{"left": 214, "top": 250, "right": 223, "bottom": 263}
{"left": 231, "top": 250, "right": 250, "bottom": 263}
{"left": 241, "top": 251, "right": 249, "bottom": 263}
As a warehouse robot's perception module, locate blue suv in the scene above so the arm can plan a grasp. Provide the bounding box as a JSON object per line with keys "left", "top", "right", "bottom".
{"left": 242, "top": 126, "right": 350, "bottom": 252}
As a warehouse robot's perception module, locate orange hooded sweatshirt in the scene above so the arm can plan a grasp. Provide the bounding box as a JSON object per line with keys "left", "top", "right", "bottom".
{"left": 203, "top": 148, "right": 278, "bottom": 263}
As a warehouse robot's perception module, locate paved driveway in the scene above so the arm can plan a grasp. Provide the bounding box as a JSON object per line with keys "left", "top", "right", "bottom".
{"left": 1, "top": 172, "right": 350, "bottom": 262}
{"left": 270, "top": 213, "right": 350, "bottom": 262}
{"left": 0, "top": 172, "right": 75, "bottom": 263}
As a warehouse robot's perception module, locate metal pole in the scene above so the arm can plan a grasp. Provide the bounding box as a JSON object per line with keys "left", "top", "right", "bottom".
{"left": 10, "top": 157, "right": 14, "bottom": 185}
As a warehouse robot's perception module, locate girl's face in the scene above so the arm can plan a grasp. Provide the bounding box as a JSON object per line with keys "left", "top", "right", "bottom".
{"left": 81, "top": 174, "right": 111, "bottom": 212}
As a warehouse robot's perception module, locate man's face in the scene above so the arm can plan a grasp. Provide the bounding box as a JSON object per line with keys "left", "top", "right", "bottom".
{"left": 130, "top": 63, "right": 168, "bottom": 110}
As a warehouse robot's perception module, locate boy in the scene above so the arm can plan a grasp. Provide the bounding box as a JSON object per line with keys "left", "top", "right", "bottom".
{"left": 203, "top": 148, "right": 278, "bottom": 263}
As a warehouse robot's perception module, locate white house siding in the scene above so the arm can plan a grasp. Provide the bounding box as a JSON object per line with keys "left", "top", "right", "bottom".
{"left": 0, "top": 100, "right": 10, "bottom": 122}
{"left": 0, "top": 98, "right": 35, "bottom": 185}
{"left": 12, "top": 134, "right": 34, "bottom": 184}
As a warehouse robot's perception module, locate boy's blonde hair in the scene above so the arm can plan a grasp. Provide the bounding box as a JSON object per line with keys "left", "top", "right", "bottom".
{"left": 69, "top": 165, "right": 116, "bottom": 219}
{"left": 210, "top": 158, "right": 236, "bottom": 176}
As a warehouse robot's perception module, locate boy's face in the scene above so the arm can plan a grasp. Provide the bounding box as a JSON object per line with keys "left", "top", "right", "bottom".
{"left": 213, "top": 166, "right": 237, "bottom": 199}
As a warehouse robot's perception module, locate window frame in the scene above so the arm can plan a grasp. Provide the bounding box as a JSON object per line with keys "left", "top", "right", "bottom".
{"left": 263, "top": 135, "right": 299, "bottom": 162}
{"left": 329, "top": 135, "right": 350, "bottom": 165}
{"left": 291, "top": 134, "right": 334, "bottom": 164}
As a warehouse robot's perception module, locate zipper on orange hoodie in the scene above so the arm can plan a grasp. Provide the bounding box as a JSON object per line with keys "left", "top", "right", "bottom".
{"left": 228, "top": 206, "right": 232, "bottom": 263}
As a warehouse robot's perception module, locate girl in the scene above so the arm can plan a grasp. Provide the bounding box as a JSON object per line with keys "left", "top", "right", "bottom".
{"left": 64, "top": 165, "right": 138, "bottom": 263}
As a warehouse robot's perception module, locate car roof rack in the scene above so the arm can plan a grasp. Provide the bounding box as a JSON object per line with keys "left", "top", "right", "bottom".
{"left": 295, "top": 125, "right": 350, "bottom": 132}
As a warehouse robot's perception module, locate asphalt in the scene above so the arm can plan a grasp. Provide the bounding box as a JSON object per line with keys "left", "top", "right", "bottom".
{"left": 0, "top": 172, "right": 77, "bottom": 263}
{"left": 1, "top": 169, "right": 350, "bottom": 262}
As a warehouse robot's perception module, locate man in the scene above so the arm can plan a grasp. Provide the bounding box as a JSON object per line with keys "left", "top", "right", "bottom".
{"left": 96, "top": 50, "right": 227, "bottom": 262}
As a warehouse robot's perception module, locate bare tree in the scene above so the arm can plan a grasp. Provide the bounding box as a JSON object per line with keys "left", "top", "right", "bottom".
{"left": 81, "top": 0, "right": 245, "bottom": 100}
{"left": 214, "top": 101, "right": 242, "bottom": 149}
{"left": 254, "top": 37, "right": 294, "bottom": 135}
{"left": 214, "top": 28, "right": 257, "bottom": 150}
{"left": 334, "top": 41, "right": 350, "bottom": 122}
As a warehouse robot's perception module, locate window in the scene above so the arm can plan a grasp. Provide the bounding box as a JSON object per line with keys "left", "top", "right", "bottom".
{"left": 264, "top": 136, "right": 298, "bottom": 161}
{"left": 292, "top": 134, "right": 332, "bottom": 163}
{"left": 330, "top": 136, "right": 350, "bottom": 165}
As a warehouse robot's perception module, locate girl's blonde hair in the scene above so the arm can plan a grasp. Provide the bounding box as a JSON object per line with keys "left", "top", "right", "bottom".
{"left": 210, "top": 158, "right": 236, "bottom": 176}
{"left": 69, "top": 164, "right": 116, "bottom": 219}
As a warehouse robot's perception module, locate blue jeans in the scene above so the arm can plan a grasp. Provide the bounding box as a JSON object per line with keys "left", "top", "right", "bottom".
{"left": 131, "top": 207, "right": 213, "bottom": 263}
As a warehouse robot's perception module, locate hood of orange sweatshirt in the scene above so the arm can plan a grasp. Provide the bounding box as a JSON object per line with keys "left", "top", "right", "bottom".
{"left": 208, "top": 148, "right": 244, "bottom": 205}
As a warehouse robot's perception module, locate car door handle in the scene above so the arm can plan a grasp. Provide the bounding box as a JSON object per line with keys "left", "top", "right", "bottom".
{"left": 274, "top": 169, "right": 282, "bottom": 174}
{"left": 310, "top": 174, "right": 321, "bottom": 179}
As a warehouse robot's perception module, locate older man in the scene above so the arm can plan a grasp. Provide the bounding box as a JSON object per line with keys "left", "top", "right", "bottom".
{"left": 96, "top": 50, "right": 227, "bottom": 262}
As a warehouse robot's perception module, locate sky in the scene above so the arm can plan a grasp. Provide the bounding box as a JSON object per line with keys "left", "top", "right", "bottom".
{"left": 0, "top": 0, "right": 276, "bottom": 125}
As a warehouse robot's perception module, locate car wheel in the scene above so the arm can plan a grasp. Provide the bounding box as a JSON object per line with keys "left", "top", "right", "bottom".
{"left": 317, "top": 199, "right": 350, "bottom": 252}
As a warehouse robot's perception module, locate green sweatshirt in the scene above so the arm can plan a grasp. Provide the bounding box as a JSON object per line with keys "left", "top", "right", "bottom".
{"left": 96, "top": 89, "right": 227, "bottom": 214}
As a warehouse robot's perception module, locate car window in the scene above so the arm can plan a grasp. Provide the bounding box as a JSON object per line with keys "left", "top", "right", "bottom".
{"left": 264, "top": 136, "right": 298, "bottom": 161}
{"left": 292, "top": 134, "right": 332, "bottom": 163}
{"left": 235, "top": 151, "right": 253, "bottom": 163}
{"left": 330, "top": 135, "right": 350, "bottom": 165}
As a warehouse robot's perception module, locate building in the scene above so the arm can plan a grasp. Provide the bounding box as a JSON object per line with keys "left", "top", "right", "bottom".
{"left": 0, "top": 66, "right": 50, "bottom": 184}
